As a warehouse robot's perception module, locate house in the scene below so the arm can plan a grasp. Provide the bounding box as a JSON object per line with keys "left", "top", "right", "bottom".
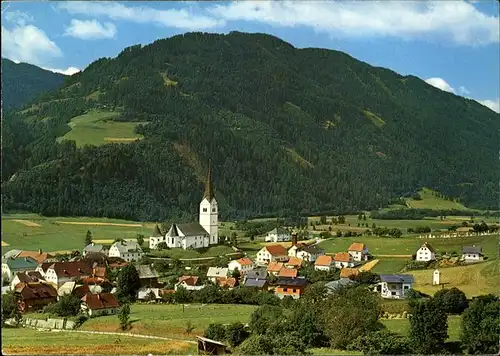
{"left": 347, "top": 243, "right": 369, "bottom": 262}
{"left": 274, "top": 277, "right": 308, "bottom": 299}
{"left": 256, "top": 245, "right": 289, "bottom": 264}
{"left": 175, "top": 276, "right": 205, "bottom": 291}
{"left": 15, "top": 282, "right": 58, "bottom": 312}
{"left": 43, "top": 261, "right": 93, "bottom": 288}
{"left": 228, "top": 258, "right": 254, "bottom": 275}
{"left": 285, "top": 256, "right": 304, "bottom": 269}
{"left": 415, "top": 242, "right": 436, "bottom": 262}
{"left": 325, "top": 278, "right": 357, "bottom": 294}
{"left": 207, "top": 267, "right": 229, "bottom": 282}
{"left": 80, "top": 292, "right": 120, "bottom": 317}
{"left": 314, "top": 255, "right": 334, "bottom": 272}
{"left": 136, "top": 264, "right": 160, "bottom": 287}
{"left": 267, "top": 262, "right": 284, "bottom": 276}
{"left": 461, "top": 245, "right": 484, "bottom": 263}
{"left": 151, "top": 163, "right": 219, "bottom": 250}
{"left": 287, "top": 243, "right": 308, "bottom": 258}
{"left": 2, "top": 257, "right": 39, "bottom": 283}
{"left": 278, "top": 268, "right": 298, "bottom": 278}
{"left": 137, "top": 287, "right": 163, "bottom": 301}
{"left": 17, "top": 250, "right": 52, "bottom": 264}
{"left": 265, "top": 227, "right": 291, "bottom": 242}
{"left": 333, "top": 252, "right": 355, "bottom": 268}
{"left": 216, "top": 277, "right": 237, "bottom": 289}
{"left": 340, "top": 268, "right": 360, "bottom": 279}
{"left": 83, "top": 243, "right": 109, "bottom": 257}
{"left": 10, "top": 271, "right": 45, "bottom": 290}
{"left": 294, "top": 245, "right": 325, "bottom": 263}
{"left": 376, "top": 274, "right": 414, "bottom": 299}
{"left": 243, "top": 268, "right": 268, "bottom": 290}
{"left": 108, "top": 240, "right": 143, "bottom": 262}
{"left": 80, "top": 276, "right": 113, "bottom": 294}
{"left": 197, "top": 336, "right": 229, "bottom": 355}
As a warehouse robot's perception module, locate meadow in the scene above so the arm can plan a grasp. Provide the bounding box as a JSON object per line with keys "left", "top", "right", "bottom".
{"left": 1, "top": 327, "right": 195, "bottom": 355}
{"left": 404, "top": 188, "right": 470, "bottom": 211}
{"left": 56, "top": 110, "right": 146, "bottom": 148}
{"left": 382, "top": 315, "right": 462, "bottom": 341}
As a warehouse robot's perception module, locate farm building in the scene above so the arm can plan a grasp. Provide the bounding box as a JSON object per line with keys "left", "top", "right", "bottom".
{"left": 108, "top": 240, "right": 143, "bottom": 262}
{"left": 15, "top": 282, "right": 58, "bottom": 312}
{"left": 80, "top": 292, "right": 120, "bottom": 317}
{"left": 196, "top": 336, "right": 229, "bottom": 355}
{"left": 348, "top": 243, "right": 370, "bottom": 262}
{"left": 415, "top": 242, "right": 436, "bottom": 262}
{"left": 461, "top": 245, "right": 484, "bottom": 263}
{"left": 256, "top": 245, "right": 288, "bottom": 264}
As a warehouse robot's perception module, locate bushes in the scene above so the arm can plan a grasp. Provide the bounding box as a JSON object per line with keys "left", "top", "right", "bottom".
{"left": 347, "top": 330, "right": 411, "bottom": 355}
{"left": 433, "top": 288, "right": 468, "bottom": 314}
{"left": 45, "top": 294, "right": 81, "bottom": 317}
{"left": 204, "top": 322, "right": 250, "bottom": 348}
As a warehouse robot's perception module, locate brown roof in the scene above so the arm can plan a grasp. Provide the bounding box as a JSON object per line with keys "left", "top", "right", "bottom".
{"left": 278, "top": 268, "right": 298, "bottom": 278}
{"left": 81, "top": 292, "right": 120, "bottom": 310}
{"left": 265, "top": 245, "right": 288, "bottom": 256}
{"left": 73, "top": 285, "right": 91, "bottom": 298}
{"left": 334, "top": 252, "right": 352, "bottom": 263}
{"left": 340, "top": 268, "right": 360, "bottom": 279}
{"left": 315, "top": 255, "right": 333, "bottom": 266}
{"left": 48, "top": 261, "right": 93, "bottom": 278}
{"left": 14, "top": 271, "right": 44, "bottom": 284}
{"left": 420, "top": 242, "right": 436, "bottom": 253}
{"left": 16, "top": 282, "right": 57, "bottom": 300}
{"left": 38, "top": 262, "right": 53, "bottom": 273}
{"left": 178, "top": 275, "right": 199, "bottom": 286}
{"left": 348, "top": 243, "right": 366, "bottom": 252}
{"left": 286, "top": 256, "right": 303, "bottom": 267}
{"left": 267, "top": 262, "right": 284, "bottom": 273}
{"left": 81, "top": 276, "right": 110, "bottom": 285}
{"left": 18, "top": 251, "right": 51, "bottom": 264}
{"left": 236, "top": 258, "right": 254, "bottom": 266}
{"left": 92, "top": 267, "right": 107, "bottom": 278}
{"left": 216, "top": 277, "right": 237, "bottom": 288}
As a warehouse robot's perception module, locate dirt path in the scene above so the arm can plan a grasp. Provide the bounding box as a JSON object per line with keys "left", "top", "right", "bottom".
{"left": 49, "top": 329, "right": 196, "bottom": 344}
{"left": 12, "top": 219, "right": 41, "bottom": 227}
{"left": 359, "top": 259, "right": 379, "bottom": 272}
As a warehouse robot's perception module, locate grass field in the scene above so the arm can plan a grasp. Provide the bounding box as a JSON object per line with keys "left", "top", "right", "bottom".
{"left": 150, "top": 245, "right": 237, "bottom": 259}
{"left": 382, "top": 315, "right": 461, "bottom": 341}
{"left": 56, "top": 110, "right": 146, "bottom": 148}
{"left": 371, "top": 258, "right": 410, "bottom": 274}
{"left": 1, "top": 328, "right": 195, "bottom": 355}
{"left": 411, "top": 260, "right": 500, "bottom": 298}
{"left": 404, "top": 188, "right": 469, "bottom": 211}
{"left": 81, "top": 303, "right": 256, "bottom": 339}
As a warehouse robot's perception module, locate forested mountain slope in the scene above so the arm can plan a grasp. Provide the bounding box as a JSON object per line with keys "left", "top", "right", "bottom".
{"left": 1, "top": 58, "right": 66, "bottom": 110}
{"left": 2, "top": 32, "right": 499, "bottom": 221}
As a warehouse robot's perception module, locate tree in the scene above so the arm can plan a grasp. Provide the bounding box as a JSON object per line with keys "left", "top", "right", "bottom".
{"left": 1, "top": 291, "right": 21, "bottom": 326}
{"left": 338, "top": 216, "right": 346, "bottom": 224}
{"left": 249, "top": 305, "right": 283, "bottom": 335}
{"left": 230, "top": 232, "right": 238, "bottom": 246}
{"left": 372, "top": 223, "right": 376, "bottom": 229}
{"left": 225, "top": 322, "right": 250, "bottom": 347}
{"left": 347, "top": 330, "right": 411, "bottom": 355}
{"left": 461, "top": 294, "right": 500, "bottom": 354}
{"left": 433, "top": 287, "right": 468, "bottom": 314}
{"left": 116, "top": 264, "right": 141, "bottom": 302}
{"left": 363, "top": 214, "right": 367, "bottom": 221}
{"left": 303, "top": 281, "right": 327, "bottom": 303}
{"left": 204, "top": 323, "right": 226, "bottom": 341}
{"left": 156, "top": 242, "right": 168, "bottom": 250}
{"left": 230, "top": 268, "right": 241, "bottom": 279}
{"left": 236, "top": 334, "right": 274, "bottom": 355}
{"left": 408, "top": 298, "right": 448, "bottom": 354}
{"left": 118, "top": 303, "right": 131, "bottom": 331}
{"left": 357, "top": 214, "right": 363, "bottom": 220}
{"left": 85, "top": 230, "right": 93, "bottom": 246}
{"left": 136, "top": 234, "right": 145, "bottom": 246}
{"left": 46, "top": 294, "right": 81, "bottom": 317}
{"left": 319, "top": 215, "right": 327, "bottom": 224}
{"left": 336, "top": 230, "right": 342, "bottom": 237}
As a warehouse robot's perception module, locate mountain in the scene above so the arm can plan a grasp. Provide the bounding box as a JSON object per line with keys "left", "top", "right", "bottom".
{"left": 2, "top": 32, "right": 499, "bottom": 222}
{"left": 1, "top": 58, "right": 66, "bottom": 110}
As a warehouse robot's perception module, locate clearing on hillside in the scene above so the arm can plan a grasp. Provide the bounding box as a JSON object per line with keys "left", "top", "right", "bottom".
{"left": 56, "top": 110, "right": 146, "bottom": 147}
{"left": 12, "top": 219, "right": 41, "bottom": 227}
{"left": 404, "top": 187, "right": 469, "bottom": 210}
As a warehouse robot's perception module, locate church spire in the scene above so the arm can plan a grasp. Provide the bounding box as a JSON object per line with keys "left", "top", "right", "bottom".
{"left": 203, "top": 159, "right": 215, "bottom": 201}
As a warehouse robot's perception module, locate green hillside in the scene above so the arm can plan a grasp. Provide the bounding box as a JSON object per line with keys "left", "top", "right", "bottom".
{"left": 1, "top": 58, "right": 66, "bottom": 110}
{"left": 2, "top": 32, "right": 499, "bottom": 221}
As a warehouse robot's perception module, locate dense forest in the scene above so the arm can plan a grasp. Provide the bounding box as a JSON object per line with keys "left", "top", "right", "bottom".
{"left": 2, "top": 32, "right": 499, "bottom": 221}
{"left": 1, "top": 58, "right": 66, "bottom": 110}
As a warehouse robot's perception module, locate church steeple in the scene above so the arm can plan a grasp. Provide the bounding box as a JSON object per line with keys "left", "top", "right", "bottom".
{"left": 203, "top": 160, "right": 215, "bottom": 201}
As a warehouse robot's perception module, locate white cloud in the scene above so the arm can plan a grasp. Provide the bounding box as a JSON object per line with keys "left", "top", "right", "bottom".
{"left": 4, "top": 11, "right": 33, "bottom": 26}
{"left": 42, "top": 66, "right": 81, "bottom": 76}
{"left": 425, "top": 77, "right": 456, "bottom": 93}
{"left": 64, "top": 19, "right": 116, "bottom": 40}
{"left": 207, "top": 1, "right": 499, "bottom": 46}
{"left": 477, "top": 99, "right": 500, "bottom": 113}
{"left": 1, "top": 24, "right": 62, "bottom": 67}
{"left": 459, "top": 86, "right": 470, "bottom": 95}
{"left": 58, "top": 2, "right": 224, "bottom": 30}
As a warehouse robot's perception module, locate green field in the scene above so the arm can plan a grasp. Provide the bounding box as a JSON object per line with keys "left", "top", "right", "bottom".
{"left": 56, "top": 110, "right": 146, "bottom": 147}
{"left": 1, "top": 327, "right": 195, "bottom": 355}
{"left": 81, "top": 303, "right": 257, "bottom": 338}
{"left": 404, "top": 188, "right": 469, "bottom": 211}
{"left": 381, "top": 315, "right": 461, "bottom": 341}
{"left": 371, "top": 258, "right": 409, "bottom": 274}
{"left": 150, "top": 245, "right": 237, "bottom": 259}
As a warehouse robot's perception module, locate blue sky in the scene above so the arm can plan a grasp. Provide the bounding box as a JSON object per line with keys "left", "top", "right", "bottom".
{"left": 2, "top": 1, "right": 499, "bottom": 112}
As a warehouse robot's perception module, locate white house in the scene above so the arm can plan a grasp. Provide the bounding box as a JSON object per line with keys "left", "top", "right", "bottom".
{"left": 82, "top": 243, "right": 108, "bottom": 257}
{"left": 348, "top": 243, "right": 369, "bottom": 262}
{"left": 314, "top": 255, "right": 334, "bottom": 271}
{"left": 415, "top": 242, "right": 436, "bottom": 262}
{"left": 293, "top": 245, "right": 325, "bottom": 263}
{"left": 376, "top": 274, "right": 414, "bottom": 299}
{"left": 175, "top": 276, "right": 205, "bottom": 291}
{"left": 43, "top": 261, "right": 93, "bottom": 288}
{"left": 256, "top": 245, "right": 289, "bottom": 264}
{"left": 207, "top": 267, "right": 229, "bottom": 282}
{"left": 228, "top": 258, "right": 254, "bottom": 275}
{"left": 1, "top": 257, "right": 39, "bottom": 283}
{"left": 265, "top": 227, "right": 291, "bottom": 242}
{"left": 80, "top": 292, "right": 120, "bottom": 317}
{"left": 149, "top": 224, "right": 164, "bottom": 250}
{"left": 333, "top": 252, "right": 355, "bottom": 268}
{"left": 10, "top": 271, "right": 45, "bottom": 290}
{"left": 461, "top": 245, "right": 484, "bottom": 263}
{"left": 108, "top": 240, "right": 143, "bottom": 262}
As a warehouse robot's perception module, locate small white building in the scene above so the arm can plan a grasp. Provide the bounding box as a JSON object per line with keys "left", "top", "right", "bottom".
{"left": 376, "top": 274, "right": 414, "bottom": 299}
{"left": 228, "top": 258, "right": 254, "bottom": 275}
{"left": 256, "top": 245, "right": 289, "bottom": 264}
{"left": 348, "top": 243, "right": 369, "bottom": 262}
{"left": 433, "top": 269, "right": 440, "bottom": 285}
{"left": 461, "top": 245, "right": 484, "bottom": 263}
{"left": 265, "top": 227, "right": 291, "bottom": 242}
{"left": 415, "top": 242, "right": 436, "bottom": 262}
{"left": 294, "top": 245, "right": 325, "bottom": 263}
{"left": 108, "top": 240, "right": 143, "bottom": 262}
{"left": 207, "top": 267, "right": 229, "bottom": 282}
{"left": 314, "top": 255, "right": 334, "bottom": 271}
{"left": 333, "top": 252, "right": 355, "bottom": 268}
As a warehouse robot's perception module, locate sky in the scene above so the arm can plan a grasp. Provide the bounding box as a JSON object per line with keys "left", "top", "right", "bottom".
{"left": 2, "top": 1, "right": 499, "bottom": 113}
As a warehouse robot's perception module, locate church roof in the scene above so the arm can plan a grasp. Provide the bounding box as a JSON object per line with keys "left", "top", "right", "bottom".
{"left": 167, "top": 224, "right": 179, "bottom": 237}
{"left": 152, "top": 224, "right": 163, "bottom": 237}
{"left": 177, "top": 223, "right": 208, "bottom": 237}
{"left": 203, "top": 160, "right": 215, "bottom": 201}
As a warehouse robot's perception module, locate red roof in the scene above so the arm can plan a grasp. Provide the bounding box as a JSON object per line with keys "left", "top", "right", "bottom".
{"left": 14, "top": 271, "right": 44, "bottom": 284}
{"left": 286, "top": 256, "right": 303, "bottom": 267}
{"left": 81, "top": 276, "right": 110, "bottom": 285}
{"left": 334, "top": 252, "right": 352, "bottom": 263}
{"left": 315, "top": 255, "right": 333, "bottom": 266}
{"left": 18, "top": 251, "right": 52, "bottom": 264}
{"left": 48, "top": 261, "right": 93, "bottom": 278}
{"left": 265, "top": 245, "right": 288, "bottom": 256}
{"left": 16, "top": 282, "right": 57, "bottom": 300}
{"left": 267, "top": 262, "right": 284, "bottom": 273}
{"left": 348, "top": 243, "right": 365, "bottom": 252}
{"left": 81, "top": 292, "right": 120, "bottom": 310}
{"left": 278, "top": 268, "right": 298, "bottom": 278}
{"left": 216, "top": 277, "right": 237, "bottom": 288}
{"left": 340, "top": 268, "right": 360, "bottom": 279}
{"left": 178, "top": 275, "right": 199, "bottom": 286}
{"left": 236, "top": 258, "right": 254, "bottom": 266}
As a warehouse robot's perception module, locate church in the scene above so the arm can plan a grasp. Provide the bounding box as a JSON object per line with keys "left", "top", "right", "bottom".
{"left": 149, "top": 163, "right": 219, "bottom": 250}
